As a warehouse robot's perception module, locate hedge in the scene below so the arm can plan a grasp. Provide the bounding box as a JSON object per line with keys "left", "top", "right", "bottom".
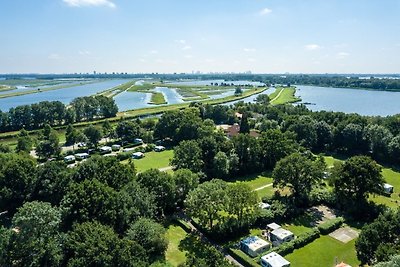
{"left": 317, "top": 217, "right": 344, "bottom": 235}
{"left": 228, "top": 248, "right": 260, "bottom": 267}
{"left": 271, "top": 228, "right": 320, "bottom": 256}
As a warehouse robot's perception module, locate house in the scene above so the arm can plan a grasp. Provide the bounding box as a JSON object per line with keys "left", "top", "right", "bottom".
{"left": 99, "top": 146, "right": 112, "bottom": 154}
{"left": 383, "top": 183, "right": 394, "bottom": 194}
{"left": 132, "top": 152, "right": 145, "bottom": 159}
{"left": 260, "top": 252, "right": 290, "bottom": 267}
{"left": 270, "top": 228, "right": 295, "bottom": 245}
{"left": 240, "top": 236, "right": 271, "bottom": 257}
{"left": 154, "top": 145, "right": 166, "bottom": 152}
{"left": 75, "top": 153, "right": 89, "bottom": 160}
{"left": 112, "top": 144, "right": 121, "bottom": 151}
{"left": 64, "top": 155, "right": 75, "bottom": 163}
{"left": 259, "top": 202, "right": 271, "bottom": 209}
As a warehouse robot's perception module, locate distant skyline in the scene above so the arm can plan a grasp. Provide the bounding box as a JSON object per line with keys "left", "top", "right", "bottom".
{"left": 1, "top": 0, "right": 399, "bottom": 74}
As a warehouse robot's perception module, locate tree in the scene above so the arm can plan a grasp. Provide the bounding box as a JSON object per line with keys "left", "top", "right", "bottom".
{"left": 126, "top": 218, "right": 168, "bottom": 258}
{"left": 331, "top": 156, "right": 384, "bottom": 207}
{"left": 36, "top": 125, "right": 61, "bottom": 159}
{"left": 0, "top": 226, "right": 11, "bottom": 266}
{"left": 0, "top": 154, "right": 36, "bottom": 213}
{"left": 6, "top": 201, "right": 63, "bottom": 267}
{"left": 314, "top": 121, "right": 333, "bottom": 151}
{"left": 31, "top": 161, "right": 72, "bottom": 205}
{"left": 286, "top": 115, "right": 317, "bottom": 149}
{"left": 226, "top": 183, "right": 258, "bottom": 226}
{"left": 185, "top": 179, "right": 227, "bottom": 230}
{"left": 389, "top": 135, "right": 400, "bottom": 165}
{"left": 171, "top": 140, "right": 204, "bottom": 173}
{"left": 234, "top": 87, "right": 243, "bottom": 96}
{"left": 365, "top": 124, "right": 393, "bottom": 161}
{"left": 83, "top": 125, "right": 102, "bottom": 147}
{"left": 116, "top": 121, "right": 140, "bottom": 142}
{"left": 339, "top": 123, "right": 368, "bottom": 154}
{"left": 173, "top": 169, "right": 199, "bottom": 206}
{"left": 65, "top": 124, "right": 78, "bottom": 146}
{"left": 16, "top": 128, "right": 32, "bottom": 153}
{"left": 137, "top": 169, "right": 176, "bottom": 214}
{"left": 61, "top": 179, "right": 119, "bottom": 230}
{"left": 212, "top": 151, "right": 230, "bottom": 178}
{"left": 102, "top": 120, "right": 115, "bottom": 141}
{"left": 374, "top": 255, "right": 400, "bottom": 267}
{"left": 255, "top": 94, "right": 270, "bottom": 105}
{"left": 65, "top": 221, "right": 147, "bottom": 267}
{"left": 273, "top": 153, "right": 325, "bottom": 203}
{"left": 239, "top": 113, "right": 250, "bottom": 133}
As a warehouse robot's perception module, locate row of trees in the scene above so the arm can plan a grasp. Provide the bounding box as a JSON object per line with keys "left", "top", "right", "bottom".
{"left": 0, "top": 95, "right": 118, "bottom": 132}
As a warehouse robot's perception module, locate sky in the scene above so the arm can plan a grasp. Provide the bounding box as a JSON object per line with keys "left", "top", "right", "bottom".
{"left": 0, "top": 0, "right": 399, "bottom": 74}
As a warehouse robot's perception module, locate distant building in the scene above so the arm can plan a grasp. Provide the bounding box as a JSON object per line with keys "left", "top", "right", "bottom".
{"left": 240, "top": 236, "right": 271, "bottom": 257}
{"left": 260, "top": 252, "right": 290, "bottom": 267}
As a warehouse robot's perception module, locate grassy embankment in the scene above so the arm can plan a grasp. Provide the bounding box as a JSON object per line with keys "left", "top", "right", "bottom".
{"left": 98, "top": 80, "right": 137, "bottom": 98}
{"left": 0, "top": 85, "right": 16, "bottom": 92}
{"left": 269, "top": 86, "right": 301, "bottom": 105}
{"left": 149, "top": 92, "right": 167, "bottom": 105}
{"left": 0, "top": 80, "right": 101, "bottom": 99}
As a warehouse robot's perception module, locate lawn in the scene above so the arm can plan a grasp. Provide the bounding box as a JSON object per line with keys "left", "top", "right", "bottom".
{"left": 285, "top": 235, "right": 360, "bottom": 267}
{"left": 230, "top": 173, "right": 273, "bottom": 190}
{"left": 132, "top": 149, "right": 174, "bottom": 172}
{"left": 149, "top": 92, "right": 167, "bottom": 105}
{"left": 165, "top": 223, "right": 188, "bottom": 266}
{"left": 370, "top": 167, "right": 400, "bottom": 208}
{"left": 269, "top": 87, "right": 301, "bottom": 105}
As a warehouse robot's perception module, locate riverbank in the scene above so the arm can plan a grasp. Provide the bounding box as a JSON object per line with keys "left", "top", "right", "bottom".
{"left": 269, "top": 86, "right": 301, "bottom": 105}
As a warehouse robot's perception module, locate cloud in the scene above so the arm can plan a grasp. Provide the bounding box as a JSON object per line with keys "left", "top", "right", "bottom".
{"left": 78, "top": 50, "right": 91, "bottom": 56}
{"left": 63, "top": 0, "right": 116, "bottom": 8}
{"left": 175, "top": 39, "right": 186, "bottom": 45}
{"left": 184, "top": 55, "right": 193, "bottom": 59}
{"left": 48, "top": 54, "right": 61, "bottom": 60}
{"left": 337, "top": 52, "right": 350, "bottom": 59}
{"left": 305, "top": 44, "right": 321, "bottom": 51}
{"left": 182, "top": 45, "right": 192, "bottom": 50}
{"left": 259, "top": 8, "right": 272, "bottom": 16}
{"left": 244, "top": 48, "right": 256, "bottom": 52}
{"left": 149, "top": 50, "right": 158, "bottom": 54}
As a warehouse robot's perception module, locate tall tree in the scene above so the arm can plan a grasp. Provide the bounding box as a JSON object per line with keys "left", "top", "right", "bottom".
{"left": 171, "top": 140, "right": 204, "bottom": 173}
{"left": 226, "top": 183, "right": 258, "bottom": 226}
{"left": 83, "top": 125, "right": 102, "bottom": 147}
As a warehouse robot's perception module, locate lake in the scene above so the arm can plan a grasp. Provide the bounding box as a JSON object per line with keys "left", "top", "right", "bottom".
{"left": 295, "top": 85, "right": 400, "bottom": 116}
{"left": 0, "top": 79, "right": 128, "bottom": 111}
{"left": 167, "top": 80, "right": 265, "bottom": 87}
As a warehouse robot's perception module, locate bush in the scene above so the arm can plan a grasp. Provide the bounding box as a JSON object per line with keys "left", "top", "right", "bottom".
{"left": 117, "top": 152, "right": 131, "bottom": 161}
{"left": 317, "top": 217, "right": 344, "bottom": 235}
{"left": 145, "top": 144, "right": 156, "bottom": 152}
{"left": 272, "top": 228, "right": 320, "bottom": 256}
{"left": 228, "top": 248, "right": 259, "bottom": 267}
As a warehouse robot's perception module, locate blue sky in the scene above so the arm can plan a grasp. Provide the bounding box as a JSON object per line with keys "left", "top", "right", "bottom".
{"left": 0, "top": 0, "right": 399, "bottom": 74}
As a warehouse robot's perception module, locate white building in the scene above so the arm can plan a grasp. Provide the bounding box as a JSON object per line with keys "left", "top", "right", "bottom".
{"left": 261, "top": 252, "right": 290, "bottom": 267}
{"left": 270, "top": 228, "right": 294, "bottom": 245}
{"left": 240, "top": 236, "right": 271, "bottom": 257}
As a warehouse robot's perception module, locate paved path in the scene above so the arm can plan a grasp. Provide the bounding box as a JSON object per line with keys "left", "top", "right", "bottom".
{"left": 270, "top": 87, "right": 284, "bottom": 103}
{"left": 159, "top": 166, "right": 173, "bottom": 172}
{"left": 254, "top": 183, "right": 273, "bottom": 191}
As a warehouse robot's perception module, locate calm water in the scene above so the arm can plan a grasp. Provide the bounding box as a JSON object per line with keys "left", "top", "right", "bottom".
{"left": 0, "top": 79, "right": 128, "bottom": 111}
{"left": 0, "top": 80, "right": 90, "bottom": 95}
{"left": 295, "top": 85, "right": 400, "bottom": 116}
{"left": 167, "top": 80, "right": 265, "bottom": 87}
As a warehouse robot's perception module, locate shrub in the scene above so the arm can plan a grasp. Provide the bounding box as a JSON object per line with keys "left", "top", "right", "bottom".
{"left": 117, "top": 152, "right": 131, "bottom": 161}
{"left": 317, "top": 217, "right": 344, "bottom": 235}
{"left": 272, "top": 228, "right": 320, "bottom": 256}
{"left": 228, "top": 248, "right": 259, "bottom": 267}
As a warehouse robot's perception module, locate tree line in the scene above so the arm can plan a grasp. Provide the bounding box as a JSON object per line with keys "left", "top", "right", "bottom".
{"left": 0, "top": 95, "right": 118, "bottom": 132}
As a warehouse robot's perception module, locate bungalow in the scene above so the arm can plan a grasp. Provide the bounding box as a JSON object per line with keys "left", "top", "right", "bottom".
{"left": 132, "top": 152, "right": 145, "bottom": 159}
{"left": 64, "top": 155, "right": 76, "bottom": 164}
{"left": 75, "top": 153, "right": 89, "bottom": 160}
{"left": 99, "top": 146, "right": 112, "bottom": 154}
{"left": 260, "top": 252, "right": 290, "bottom": 267}
{"left": 240, "top": 236, "right": 271, "bottom": 257}
{"left": 112, "top": 144, "right": 121, "bottom": 151}
{"left": 383, "top": 183, "right": 394, "bottom": 194}
{"left": 154, "top": 145, "right": 166, "bottom": 152}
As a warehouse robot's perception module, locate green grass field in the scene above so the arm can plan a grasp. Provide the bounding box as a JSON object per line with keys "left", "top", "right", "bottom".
{"left": 269, "top": 87, "right": 301, "bottom": 105}
{"left": 131, "top": 150, "right": 174, "bottom": 172}
{"left": 165, "top": 223, "right": 188, "bottom": 266}
{"left": 230, "top": 173, "right": 273, "bottom": 190}
{"left": 285, "top": 235, "right": 360, "bottom": 267}
{"left": 149, "top": 92, "right": 167, "bottom": 105}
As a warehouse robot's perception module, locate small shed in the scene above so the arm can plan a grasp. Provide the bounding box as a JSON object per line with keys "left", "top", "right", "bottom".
{"left": 64, "top": 155, "right": 76, "bottom": 163}
{"left": 240, "top": 236, "right": 271, "bottom": 257}
{"left": 260, "top": 252, "right": 290, "bottom": 267}
{"left": 383, "top": 183, "right": 394, "bottom": 194}
{"left": 132, "top": 152, "right": 145, "bottom": 159}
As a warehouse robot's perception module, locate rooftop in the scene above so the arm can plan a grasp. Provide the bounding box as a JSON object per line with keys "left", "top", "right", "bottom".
{"left": 271, "top": 228, "right": 294, "bottom": 240}
{"left": 261, "top": 252, "right": 290, "bottom": 267}
{"left": 241, "top": 236, "right": 270, "bottom": 251}
{"left": 267, "top": 223, "right": 281, "bottom": 231}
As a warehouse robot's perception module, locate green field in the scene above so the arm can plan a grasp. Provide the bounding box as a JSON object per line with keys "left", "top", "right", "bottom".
{"left": 130, "top": 150, "right": 174, "bottom": 172}
{"left": 269, "top": 87, "right": 301, "bottom": 105}
{"left": 165, "top": 223, "right": 188, "bottom": 266}
{"left": 230, "top": 173, "right": 273, "bottom": 190}
{"left": 149, "top": 92, "right": 167, "bottom": 105}
{"left": 285, "top": 235, "right": 360, "bottom": 267}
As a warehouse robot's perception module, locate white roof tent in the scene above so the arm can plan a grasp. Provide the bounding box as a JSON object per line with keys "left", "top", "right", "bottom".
{"left": 132, "top": 152, "right": 145, "bottom": 159}
{"left": 75, "top": 153, "right": 89, "bottom": 159}
{"left": 267, "top": 223, "right": 281, "bottom": 231}
{"left": 64, "top": 155, "right": 75, "bottom": 163}
{"left": 99, "top": 146, "right": 112, "bottom": 153}
{"left": 154, "top": 145, "right": 166, "bottom": 152}
{"left": 240, "top": 236, "right": 271, "bottom": 257}
{"left": 261, "top": 252, "right": 290, "bottom": 267}
{"left": 259, "top": 202, "right": 271, "bottom": 209}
